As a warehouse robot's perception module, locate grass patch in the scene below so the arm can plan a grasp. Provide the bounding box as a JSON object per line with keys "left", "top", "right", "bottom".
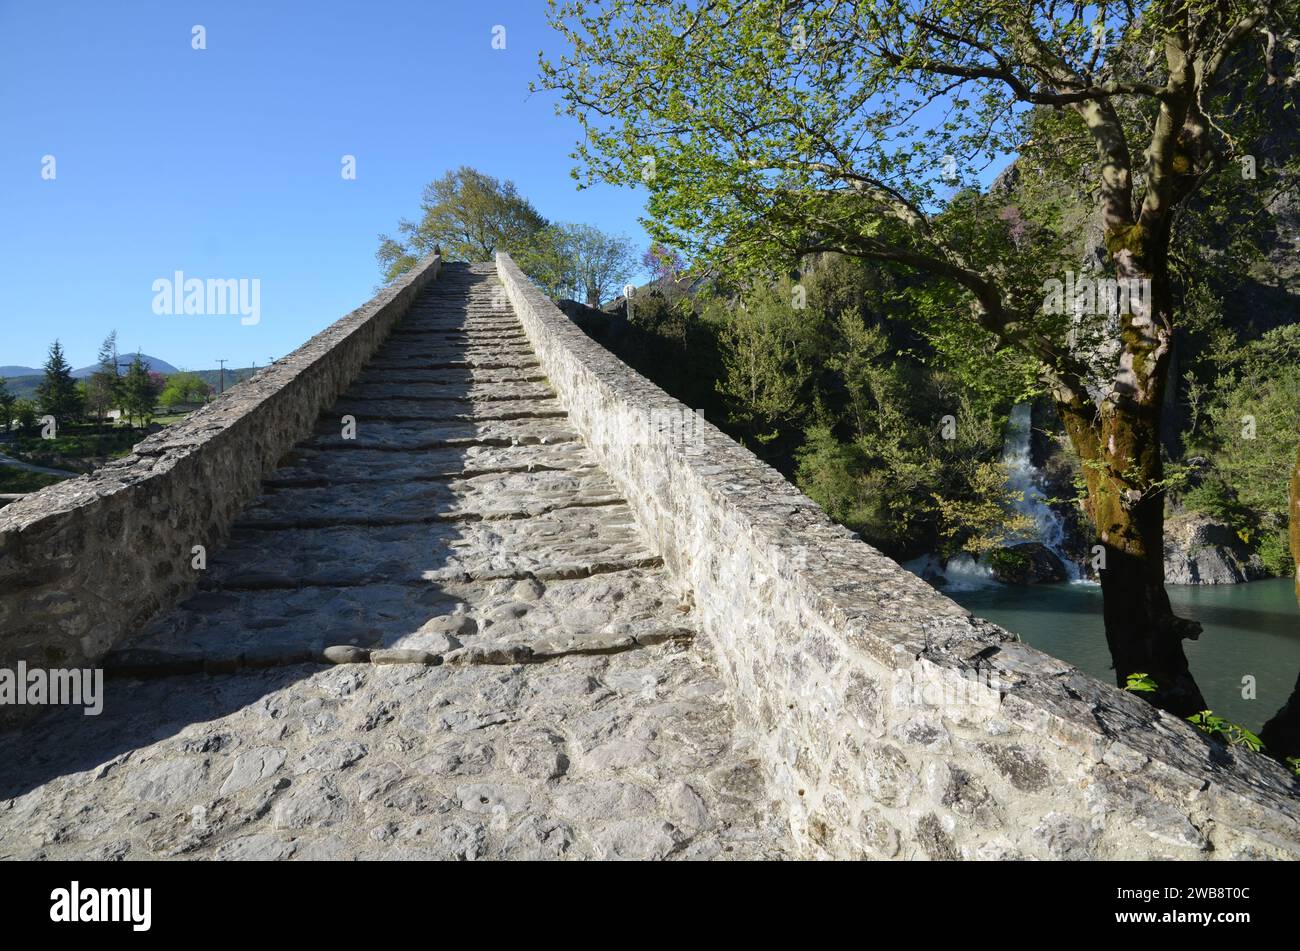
{"left": 13, "top": 425, "right": 143, "bottom": 464}
{"left": 0, "top": 468, "right": 69, "bottom": 494}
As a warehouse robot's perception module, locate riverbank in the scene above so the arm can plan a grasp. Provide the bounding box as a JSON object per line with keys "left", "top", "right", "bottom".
{"left": 947, "top": 576, "right": 1300, "bottom": 731}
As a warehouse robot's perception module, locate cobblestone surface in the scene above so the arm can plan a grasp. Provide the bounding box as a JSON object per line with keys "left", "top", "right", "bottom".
{"left": 0, "top": 263, "right": 790, "bottom": 860}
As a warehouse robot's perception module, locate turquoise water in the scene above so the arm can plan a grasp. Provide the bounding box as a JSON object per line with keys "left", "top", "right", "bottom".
{"left": 948, "top": 578, "right": 1300, "bottom": 731}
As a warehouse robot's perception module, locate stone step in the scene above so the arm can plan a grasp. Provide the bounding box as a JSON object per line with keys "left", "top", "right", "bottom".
{"left": 379, "top": 342, "right": 535, "bottom": 363}
{"left": 201, "top": 504, "right": 660, "bottom": 589}
{"left": 122, "top": 567, "right": 689, "bottom": 662}
{"left": 329, "top": 397, "right": 566, "bottom": 424}
{"left": 304, "top": 417, "right": 579, "bottom": 451}
{"left": 351, "top": 366, "right": 547, "bottom": 387}
{"left": 342, "top": 379, "right": 554, "bottom": 403}
{"left": 266, "top": 441, "right": 595, "bottom": 487}
{"left": 365, "top": 355, "right": 541, "bottom": 372}
{"left": 236, "top": 466, "right": 623, "bottom": 529}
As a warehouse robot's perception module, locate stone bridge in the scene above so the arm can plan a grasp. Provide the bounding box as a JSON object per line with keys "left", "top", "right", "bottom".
{"left": 1, "top": 257, "right": 1298, "bottom": 860}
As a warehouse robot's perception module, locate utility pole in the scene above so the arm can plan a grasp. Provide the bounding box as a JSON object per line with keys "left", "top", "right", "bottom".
{"left": 216, "top": 359, "right": 227, "bottom": 395}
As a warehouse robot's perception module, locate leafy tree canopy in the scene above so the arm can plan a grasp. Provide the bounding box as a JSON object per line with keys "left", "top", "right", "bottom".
{"left": 517, "top": 222, "right": 637, "bottom": 305}
{"left": 377, "top": 166, "right": 547, "bottom": 281}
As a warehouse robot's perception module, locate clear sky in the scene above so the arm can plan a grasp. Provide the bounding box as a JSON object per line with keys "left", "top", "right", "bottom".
{"left": 0, "top": 0, "right": 652, "bottom": 372}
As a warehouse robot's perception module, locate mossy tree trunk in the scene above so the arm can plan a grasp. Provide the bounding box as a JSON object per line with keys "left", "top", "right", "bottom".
{"left": 1056, "top": 256, "right": 1207, "bottom": 718}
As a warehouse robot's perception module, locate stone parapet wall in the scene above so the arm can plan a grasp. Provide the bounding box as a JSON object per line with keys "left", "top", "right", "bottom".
{"left": 496, "top": 251, "right": 1300, "bottom": 860}
{"left": 0, "top": 254, "right": 442, "bottom": 679}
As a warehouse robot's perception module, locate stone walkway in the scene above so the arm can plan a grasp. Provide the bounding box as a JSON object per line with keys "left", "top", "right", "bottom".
{"left": 0, "top": 263, "right": 789, "bottom": 860}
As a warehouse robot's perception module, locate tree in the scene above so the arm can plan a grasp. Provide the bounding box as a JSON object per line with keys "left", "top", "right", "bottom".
{"left": 1182, "top": 324, "right": 1300, "bottom": 574}
{"left": 86, "top": 331, "right": 121, "bottom": 425}
{"left": 566, "top": 224, "right": 636, "bottom": 306}
{"left": 517, "top": 223, "right": 637, "bottom": 305}
{"left": 35, "top": 340, "right": 82, "bottom": 425}
{"left": 0, "top": 377, "right": 14, "bottom": 435}
{"left": 13, "top": 399, "right": 38, "bottom": 434}
{"left": 158, "top": 372, "right": 211, "bottom": 410}
{"left": 513, "top": 224, "right": 578, "bottom": 299}
{"left": 540, "top": 0, "right": 1300, "bottom": 717}
{"left": 120, "top": 353, "right": 159, "bottom": 427}
{"left": 376, "top": 166, "right": 547, "bottom": 281}
{"left": 643, "top": 244, "right": 684, "bottom": 285}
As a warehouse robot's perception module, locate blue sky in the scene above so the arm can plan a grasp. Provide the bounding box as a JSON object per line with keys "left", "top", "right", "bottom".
{"left": 0, "top": 0, "right": 652, "bottom": 372}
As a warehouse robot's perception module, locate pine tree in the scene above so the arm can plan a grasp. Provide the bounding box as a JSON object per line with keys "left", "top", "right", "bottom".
{"left": 87, "top": 331, "right": 121, "bottom": 426}
{"left": 121, "top": 353, "right": 156, "bottom": 428}
{"left": 34, "top": 340, "right": 82, "bottom": 424}
{"left": 0, "top": 377, "right": 14, "bottom": 435}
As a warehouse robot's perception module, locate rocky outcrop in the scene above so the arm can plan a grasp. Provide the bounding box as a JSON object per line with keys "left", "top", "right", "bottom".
{"left": 1163, "top": 512, "right": 1266, "bottom": 585}
{"left": 989, "top": 543, "right": 1068, "bottom": 584}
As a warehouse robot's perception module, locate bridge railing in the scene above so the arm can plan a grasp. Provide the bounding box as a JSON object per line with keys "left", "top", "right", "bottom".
{"left": 0, "top": 254, "right": 442, "bottom": 697}
{"left": 496, "top": 250, "right": 1300, "bottom": 860}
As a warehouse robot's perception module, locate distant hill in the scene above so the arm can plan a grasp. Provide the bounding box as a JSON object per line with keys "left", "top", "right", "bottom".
{"left": 0, "top": 376, "right": 41, "bottom": 400}
{"left": 193, "top": 367, "right": 257, "bottom": 391}
{"left": 1, "top": 356, "right": 257, "bottom": 402}
{"left": 72, "top": 353, "right": 179, "bottom": 378}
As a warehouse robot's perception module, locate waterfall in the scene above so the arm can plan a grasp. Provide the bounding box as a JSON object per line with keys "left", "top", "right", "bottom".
{"left": 902, "top": 402, "right": 1084, "bottom": 589}
{"left": 901, "top": 552, "right": 998, "bottom": 591}
{"left": 1000, "top": 403, "right": 1079, "bottom": 580}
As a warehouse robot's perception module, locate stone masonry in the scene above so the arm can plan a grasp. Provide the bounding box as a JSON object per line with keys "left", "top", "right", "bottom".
{"left": 0, "top": 252, "right": 443, "bottom": 683}
{"left": 496, "top": 251, "right": 1300, "bottom": 860}
{"left": 0, "top": 264, "right": 788, "bottom": 860}
{"left": 1, "top": 257, "right": 1298, "bottom": 861}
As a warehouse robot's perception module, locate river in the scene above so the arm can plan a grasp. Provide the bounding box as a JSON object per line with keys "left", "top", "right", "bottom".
{"left": 948, "top": 577, "right": 1300, "bottom": 732}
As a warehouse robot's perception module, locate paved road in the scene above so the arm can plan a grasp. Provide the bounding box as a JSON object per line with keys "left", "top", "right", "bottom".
{"left": 0, "top": 263, "right": 789, "bottom": 860}
{"left": 0, "top": 447, "right": 75, "bottom": 478}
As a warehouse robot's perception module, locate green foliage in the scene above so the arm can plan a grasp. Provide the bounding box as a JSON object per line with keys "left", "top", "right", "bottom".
{"left": 515, "top": 222, "right": 636, "bottom": 305}
{"left": 12, "top": 399, "right": 38, "bottom": 432}
{"left": 0, "top": 468, "right": 68, "bottom": 493}
{"left": 158, "top": 372, "right": 210, "bottom": 410}
{"left": 538, "top": 0, "right": 1300, "bottom": 610}
{"left": 120, "top": 354, "right": 160, "bottom": 427}
{"left": 0, "top": 377, "right": 14, "bottom": 432}
{"left": 376, "top": 166, "right": 547, "bottom": 281}
{"left": 1123, "top": 672, "right": 1159, "bottom": 694}
{"left": 14, "top": 424, "right": 141, "bottom": 466}
{"left": 714, "top": 279, "right": 814, "bottom": 448}
{"left": 986, "top": 547, "right": 1029, "bottom": 576}
{"left": 85, "top": 331, "right": 121, "bottom": 423}
{"left": 1186, "top": 710, "right": 1264, "bottom": 753}
{"left": 35, "top": 340, "right": 82, "bottom": 424}
{"left": 1182, "top": 324, "right": 1300, "bottom": 578}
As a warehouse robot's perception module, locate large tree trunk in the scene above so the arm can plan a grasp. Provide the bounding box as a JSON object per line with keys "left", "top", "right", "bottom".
{"left": 1058, "top": 397, "right": 1208, "bottom": 717}
{"left": 1054, "top": 258, "right": 1208, "bottom": 717}
{"left": 1259, "top": 442, "right": 1300, "bottom": 759}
